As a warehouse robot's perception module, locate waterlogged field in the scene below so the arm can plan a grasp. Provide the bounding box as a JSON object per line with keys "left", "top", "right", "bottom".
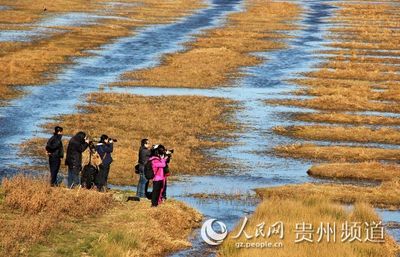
{"left": 231, "top": 0, "right": 400, "bottom": 256}
{"left": 267, "top": 0, "right": 400, "bottom": 204}
{"left": 0, "top": 0, "right": 204, "bottom": 104}
{"left": 0, "top": 0, "right": 400, "bottom": 256}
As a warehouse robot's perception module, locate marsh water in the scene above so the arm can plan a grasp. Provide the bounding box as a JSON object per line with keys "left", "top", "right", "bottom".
{"left": 0, "top": 0, "right": 399, "bottom": 256}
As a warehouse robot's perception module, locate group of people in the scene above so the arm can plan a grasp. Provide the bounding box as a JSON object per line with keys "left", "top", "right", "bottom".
{"left": 45, "top": 126, "right": 114, "bottom": 191}
{"left": 45, "top": 126, "right": 171, "bottom": 207}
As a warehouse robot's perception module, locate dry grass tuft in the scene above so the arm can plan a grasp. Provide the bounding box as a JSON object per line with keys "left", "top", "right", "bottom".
{"left": 274, "top": 125, "right": 400, "bottom": 145}
{"left": 267, "top": 95, "right": 400, "bottom": 113}
{"left": 275, "top": 143, "right": 400, "bottom": 162}
{"left": 0, "top": 175, "right": 113, "bottom": 256}
{"left": 83, "top": 200, "right": 202, "bottom": 257}
{"left": 308, "top": 162, "right": 400, "bottom": 182}
{"left": 256, "top": 181, "right": 400, "bottom": 210}
{"left": 292, "top": 112, "right": 400, "bottom": 126}
{"left": 1, "top": 174, "right": 113, "bottom": 217}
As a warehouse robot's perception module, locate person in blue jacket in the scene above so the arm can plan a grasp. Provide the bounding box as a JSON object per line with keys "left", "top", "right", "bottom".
{"left": 96, "top": 134, "right": 114, "bottom": 191}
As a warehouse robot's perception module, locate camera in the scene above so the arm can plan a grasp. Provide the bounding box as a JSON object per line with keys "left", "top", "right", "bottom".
{"left": 107, "top": 138, "right": 118, "bottom": 143}
{"left": 94, "top": 137, "right": 118, "bottom": 143}
{"left": 165, "top": 149, "right": 174, "bottom": 156}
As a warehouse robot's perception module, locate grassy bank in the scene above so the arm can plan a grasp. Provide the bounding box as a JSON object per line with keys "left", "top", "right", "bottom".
{"left": 21, "top": 93, "right": 240, "bottom": 185}
{"left": 274, "top": 125, "right": 400, "bottom": 145}
{"left": 291, "top": 112, "right": 400, "bottom": 126}
{"left": 0, "top": 175, "right": 201, "bottom": 257}
{"left": 308, "top": 162, "right": 400, "bottom": 182}
{"left": 274, "top": 143, "right": 400, "bottom": 162}
{"left": 256, "top": 181, "right": 400, "bottom": 210}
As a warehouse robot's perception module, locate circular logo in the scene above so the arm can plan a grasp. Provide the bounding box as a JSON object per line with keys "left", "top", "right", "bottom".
{"left": 201, "top": 219, "right": 228, "bottom": 245}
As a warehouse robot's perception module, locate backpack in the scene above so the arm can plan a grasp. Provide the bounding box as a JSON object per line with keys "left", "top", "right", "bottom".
{"left": 144, "top": 159, "right": 154, "bottom": 180}
{"left": 81, "top": 151, "right": 98, "bottom": 189}
{"left": 81, "top": 164, "right": 98, "bottom": 189}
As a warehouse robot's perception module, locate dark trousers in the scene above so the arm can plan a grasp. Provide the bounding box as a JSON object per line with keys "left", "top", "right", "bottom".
{"left": 96, "top": 164, "right": 109, "bottom": 191}
{"left": 68, "top": 165, "right": 81, "bottom": 188}
{"left": 151, "top": 180, "right": 164, "bottom": 207}
{"left": 103, "top": 163, "right": 111, "bottom": 185}
{"left": 162, "top": 179, "right": 167, "bottom": 199}
{"left": 145, "top": 180, "right": 151, "bottom": 199}
{"left": 49, "top": 157, "right": 61, "bottom": 186}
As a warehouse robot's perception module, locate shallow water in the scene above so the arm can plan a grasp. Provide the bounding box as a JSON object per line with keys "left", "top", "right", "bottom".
{"left": 0, "top": 0, "right": 399, "bottom": 255}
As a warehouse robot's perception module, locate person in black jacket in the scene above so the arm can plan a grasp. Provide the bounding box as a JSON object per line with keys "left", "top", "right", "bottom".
{"left": 136, "top": 138, "right": 151, "bottom": 198}
{"left": 45, "top": 126, "right": 64, "bottom": 186}
{"left": 95, "top": 134, "right": 114, "bottom": 191}
{"left": 65, "top": 131, "right": 89, "bottom": 188}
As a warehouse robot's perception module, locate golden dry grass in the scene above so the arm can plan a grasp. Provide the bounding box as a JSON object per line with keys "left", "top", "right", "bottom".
{"left": 293, "top": 81, "right": 400, "bottom": 103}
{"left": 0, "top": 0, "right": 106, "bottom": 24}
{"left": 308, "top": 162, "right": 400, "bottom": 182}
{"left": 304, "top": 67, "right": 400, "bottom": 83}
{"left": 0, "top": 175, "right": 201, "bottom": 257}
{"left": 29, "top": 199, "right": 202, "bottom": 257}
{"left": 274, "top": 125, "right": 400, "bottom": 145}
{"left": 219, "top": 195, "right": 399, "bottom": 257}
{"left": 274, "top": 143, "right": 400, "bottom": 162}
{"left": 0, "top": 175, "right": 114, "bottom": 256}
{"left": 256, "top": 181, "right": 400, "bottom": 210}
{"left": 268, "top": 1, "right": 400, "bottom": 112}
{"left": 22, "top": 93, "right": 240, "bottom": 185}
{"left": 287, "top": 1, "right": 400, "bottom": 106}
{"left": 1, "top": 175, "right": 114, "bottom": 217}
{"left": 117, "top": 47, "right": 260, "bottom": 88}
{"left": 0, "top": 0, "right": 205, "bottom": 101}
{"left": 292, "top": 112, "right": 400, "bottom": 126}
{"left": 267, "top": 95, "right": 400, "bottom": 113}
{"left": 115, "top": 0, "right": 300, "bottom": 88}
